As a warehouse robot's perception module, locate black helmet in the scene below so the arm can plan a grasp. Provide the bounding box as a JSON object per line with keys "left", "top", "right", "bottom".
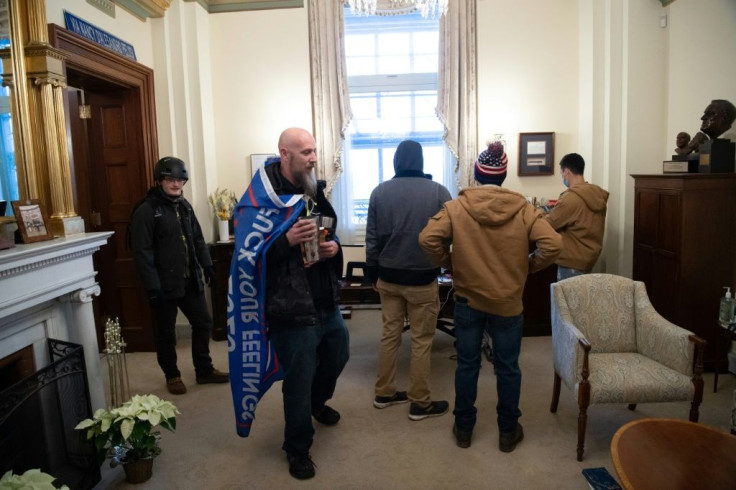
{"left": 154, "top": 157, "right": 188, "bottom": 182}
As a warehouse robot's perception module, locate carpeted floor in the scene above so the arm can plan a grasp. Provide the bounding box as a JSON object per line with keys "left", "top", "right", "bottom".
{"left": 95, "top": 308, "right": 735, "bottom": 489}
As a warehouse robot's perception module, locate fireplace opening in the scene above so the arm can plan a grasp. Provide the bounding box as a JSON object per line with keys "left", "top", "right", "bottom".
{"left": 0, "top": 345, "right": 36, "bottom": 393}
{"left": 0, "top": 339, "right": 101, "bottom": 489}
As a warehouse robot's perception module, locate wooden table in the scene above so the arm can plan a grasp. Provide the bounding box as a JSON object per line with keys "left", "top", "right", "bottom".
{"left": 611, "top": 418, "right": 736, "bottom": 490}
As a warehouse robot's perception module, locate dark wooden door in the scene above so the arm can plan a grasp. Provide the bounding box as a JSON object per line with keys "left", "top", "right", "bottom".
{"left": 69, "top": 86, "right": 155, "bottom": 352}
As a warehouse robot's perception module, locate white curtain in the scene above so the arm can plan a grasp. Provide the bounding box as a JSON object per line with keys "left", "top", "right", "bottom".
{"left": 436, "top": 0, "right": 477, "bottom": 190}
{"left": 307, "top": 1, "right": 352, "bottom": 197}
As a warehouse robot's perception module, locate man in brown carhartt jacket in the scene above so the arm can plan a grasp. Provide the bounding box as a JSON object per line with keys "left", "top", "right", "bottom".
{"left": 418, "top": 142, "right": 561, "bottom": 453}
{"left": 545, "top": 153, "right": 609, "bottom": 281}
{"left": 419, "top": 186, "right": 562, "bottom": 317}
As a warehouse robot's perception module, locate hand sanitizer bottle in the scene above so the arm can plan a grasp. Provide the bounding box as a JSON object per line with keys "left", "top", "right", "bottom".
{"left": 719, "top": 287, "right": 734, "bottom": 325}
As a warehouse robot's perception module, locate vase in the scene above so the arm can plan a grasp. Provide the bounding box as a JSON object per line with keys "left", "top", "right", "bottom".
{"left": 123, "top": 458, "right": 154, "bottom": 484}
{"left": 218, "top": 219, "right": 229, "bottom": 242}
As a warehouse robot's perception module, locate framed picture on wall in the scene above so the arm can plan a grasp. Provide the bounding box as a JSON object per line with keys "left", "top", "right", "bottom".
{"left": 11, "top": 199, "right": 54, "bottom": 243}
{"left": 249, "top": 154, "right": 278, "bottom": 177}
{"left": 518, "top": 132, "right": 555, "bottom": 176}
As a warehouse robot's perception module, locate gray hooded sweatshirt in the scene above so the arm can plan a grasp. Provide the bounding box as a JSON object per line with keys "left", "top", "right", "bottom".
{"left": 365, "top": 140, "right": 452, "bottom": 285}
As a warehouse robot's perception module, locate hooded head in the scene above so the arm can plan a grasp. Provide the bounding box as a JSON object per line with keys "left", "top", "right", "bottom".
{"left": 393, "top": 140, "right": 424, "bottom": 174}
{"left": 474, "top": 141, "right": 508, "bottom": 186}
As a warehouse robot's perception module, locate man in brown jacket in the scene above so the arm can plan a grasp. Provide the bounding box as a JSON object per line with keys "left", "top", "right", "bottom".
{"left": 418, "top": 142, "right": 561, "bottom": 452}
{"left": 545, "top": 153, "right": 609, "bottom": 281}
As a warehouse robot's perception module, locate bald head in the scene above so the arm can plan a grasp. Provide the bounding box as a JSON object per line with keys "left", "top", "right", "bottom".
{"left": 278, "top": 127, "right": 318, "bottom": 196}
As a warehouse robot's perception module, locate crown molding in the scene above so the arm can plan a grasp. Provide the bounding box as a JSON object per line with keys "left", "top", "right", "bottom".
{"left": 115, "top": 0, "right": 172, "bottom": 19}
{"left": 183, "top": 0, "right": 303, "bottom": 14}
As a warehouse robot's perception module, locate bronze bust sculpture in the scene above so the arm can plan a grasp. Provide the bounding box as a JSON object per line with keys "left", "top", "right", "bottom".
{"left": 674, "top": 99, "right": 736, "bottom": 155}
{"left": 675, "top": 132, "right": 691, "bottom": 152}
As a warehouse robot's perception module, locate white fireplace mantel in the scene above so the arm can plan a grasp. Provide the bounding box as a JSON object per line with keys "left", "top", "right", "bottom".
{"left": 0, "top": 232, "right": 113, "bottom": 410}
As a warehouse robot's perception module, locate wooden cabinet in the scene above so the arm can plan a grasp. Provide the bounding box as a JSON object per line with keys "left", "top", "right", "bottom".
{"left": 208, "top": 242, "right": 233, "bottom": 341}
{"left": 632, "top": 174, "right": 736, "bottom": 369}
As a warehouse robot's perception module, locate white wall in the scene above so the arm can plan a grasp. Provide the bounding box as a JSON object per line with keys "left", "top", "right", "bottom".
{"left": 666, "top": 0, "right": 736, "bottom": 150}
{"left": 476, "top": 0, "right": 579, "bottom": 202}
{"left": 208, "top": 6, "right": 312, "bottom": 197}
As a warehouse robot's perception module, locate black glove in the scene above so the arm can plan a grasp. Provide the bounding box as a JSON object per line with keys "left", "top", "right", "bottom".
{"left": 203, "top": 266, "right": 216, "bottom": 287}
{"left": 148, "top": 289, "right": 165, "bottom": 309}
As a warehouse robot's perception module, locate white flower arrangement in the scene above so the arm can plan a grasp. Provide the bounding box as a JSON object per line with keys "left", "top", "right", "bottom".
{"left": 208, "top": 188, "right": 237, "bottom": 221}
{"left": 0, "top": 469, "right": 69, "bottom": 490}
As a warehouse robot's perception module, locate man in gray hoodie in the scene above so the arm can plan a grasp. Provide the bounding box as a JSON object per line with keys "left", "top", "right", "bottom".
{"left": 366, "top": 140, "right": 452, "bottom": 421}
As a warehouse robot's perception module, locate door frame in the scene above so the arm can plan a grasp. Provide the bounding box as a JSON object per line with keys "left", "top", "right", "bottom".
{"left": 48, "top": 24, "right": 159, "bottom": 187}
{"left": 49, "top": 24, "right": 159, "bottom": 351}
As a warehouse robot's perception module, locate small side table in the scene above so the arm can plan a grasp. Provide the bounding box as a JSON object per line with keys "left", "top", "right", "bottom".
{"left": 611, "top": 418, "right": 736, "bottom": 490}
{"left": 713, "top": 322, "right": 736, "bottom": 393}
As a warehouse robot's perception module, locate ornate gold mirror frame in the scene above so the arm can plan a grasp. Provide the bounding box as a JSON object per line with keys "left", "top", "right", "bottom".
{"left": 0, "top": 0, "right": 82, "bottom": 235}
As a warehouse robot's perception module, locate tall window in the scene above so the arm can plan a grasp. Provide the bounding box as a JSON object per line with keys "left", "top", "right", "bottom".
{"left": 335, "top": 8, "right": 454, "bottom": 239}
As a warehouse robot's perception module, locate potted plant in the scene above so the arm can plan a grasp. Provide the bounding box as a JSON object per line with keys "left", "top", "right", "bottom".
{"left": 0, "top": 469, "right": 70, "bottom": 490}
{"left": 75, "top": 394, "right": 179, "bottom": 484}
{"left": 208, "top": 188, "right": 237, "bottom": 242}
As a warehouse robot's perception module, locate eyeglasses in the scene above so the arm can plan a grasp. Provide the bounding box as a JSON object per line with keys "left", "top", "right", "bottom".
{"left": 163, "top": 177, "right": 187, "bottom": 184}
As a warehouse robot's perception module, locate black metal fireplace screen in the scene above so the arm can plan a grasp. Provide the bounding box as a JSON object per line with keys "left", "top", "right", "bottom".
{"left": 0, "top": 339, "right": 101, "bottom": 489}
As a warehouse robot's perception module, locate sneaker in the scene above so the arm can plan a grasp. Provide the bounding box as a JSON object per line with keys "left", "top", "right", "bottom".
{"left": 196, "top": 368, "right": 229, "bottom": 384}
{"left": 453, "top": 424, "right": 472, "bottom": 448}
{"left": 499, "top": 423, "right": 524, "bottom": 453}
{"left": 408, "top": 400, "right": 449, "bottom": 421}
{"left": 287, "top": 452, "right": 315, "bottom": 480}
{"left": 166, "top": 377, "right": 187, "bottom": 395}
{"left": 373, "top": 391, "right": 409, "bottom": 409}
{"left": 313, "top": 405, "right": 340, "bottom": 426}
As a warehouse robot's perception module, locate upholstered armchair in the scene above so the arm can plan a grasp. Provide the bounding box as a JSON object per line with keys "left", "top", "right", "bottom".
{"left": 549, "top": 274, "right": 705, "bottom": 461}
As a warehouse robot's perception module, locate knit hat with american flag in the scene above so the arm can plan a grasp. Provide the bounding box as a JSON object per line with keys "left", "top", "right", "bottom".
{"left": 474, "top": 141, "right": 508, "bottom": 186}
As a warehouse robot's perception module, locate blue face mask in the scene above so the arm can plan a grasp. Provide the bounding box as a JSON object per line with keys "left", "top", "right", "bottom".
{"left": 563, "top": 178, "right": 569, "bottom": 188}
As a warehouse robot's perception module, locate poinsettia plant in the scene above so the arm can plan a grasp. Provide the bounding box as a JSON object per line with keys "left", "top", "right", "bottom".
{"left": 75, "top": 394, "right": 179, "bottom": 466}
{"left": 0, "top": 469, "right": 70, "bottom": 490}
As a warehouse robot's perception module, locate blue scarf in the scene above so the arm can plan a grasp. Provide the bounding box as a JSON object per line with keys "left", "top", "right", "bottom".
{"left": 227, "top": 162, "right": 304, "bottom": 437}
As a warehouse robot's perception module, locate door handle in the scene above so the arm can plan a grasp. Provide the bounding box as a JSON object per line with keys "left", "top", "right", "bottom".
{"left": 90, "top": 210, "right": 102, "bottom": 228}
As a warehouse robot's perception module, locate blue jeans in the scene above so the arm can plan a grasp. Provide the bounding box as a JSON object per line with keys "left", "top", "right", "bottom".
{"left": 269, "top": 306, "right": 350, "bottom": 455}
{"left": 557, "top": 266, "right": 586, "bottom": 282}
{"left": 453, "top": 300, "right": 523, "bottom": 434}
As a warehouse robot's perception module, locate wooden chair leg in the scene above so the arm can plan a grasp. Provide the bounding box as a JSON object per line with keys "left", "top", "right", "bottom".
{"left": 627, "top": 404, "right": 637, "bottom": 411}
{"left": 689, "top": 334, "right": 705, "bottom": 423}
{"left": 550, "top": 372, "right": 561, "bottom": 413}
{"left": 690, "top": 372, "right": 703, "bottom": 422}
{"left": 576, "top": 378, "right": 590, "bottom": 461}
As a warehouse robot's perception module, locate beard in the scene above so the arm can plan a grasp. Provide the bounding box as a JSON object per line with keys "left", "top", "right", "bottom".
{"left": 296, "top": 168, "right": 318, "bottom": 198}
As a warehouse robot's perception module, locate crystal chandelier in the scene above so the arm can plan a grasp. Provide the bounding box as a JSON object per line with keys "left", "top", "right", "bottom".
{"left": 347, "top": 0, "right": 449, "bottom": 18}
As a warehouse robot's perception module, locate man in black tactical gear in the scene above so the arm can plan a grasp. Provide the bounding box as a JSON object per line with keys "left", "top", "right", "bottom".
{"left": 130, "top": 156, "right": 228, "bottom": 394}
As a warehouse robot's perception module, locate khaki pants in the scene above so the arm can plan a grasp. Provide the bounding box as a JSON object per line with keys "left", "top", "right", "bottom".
{"left": 375, "top": 278, "right": 440, "bottom": 407}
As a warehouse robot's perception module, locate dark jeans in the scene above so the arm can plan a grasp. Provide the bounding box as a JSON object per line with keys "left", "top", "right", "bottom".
{"left": 453, "top": 300, "right": 523, "bottom": 434}
{"left": 153, "top": 280, "right": 214, "bottom": 379}
{"left": 557, "top": 266, "right": 587, "bottom": 282}
{"left": 269, "top": 306, "right": 350, "bottom": 455}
